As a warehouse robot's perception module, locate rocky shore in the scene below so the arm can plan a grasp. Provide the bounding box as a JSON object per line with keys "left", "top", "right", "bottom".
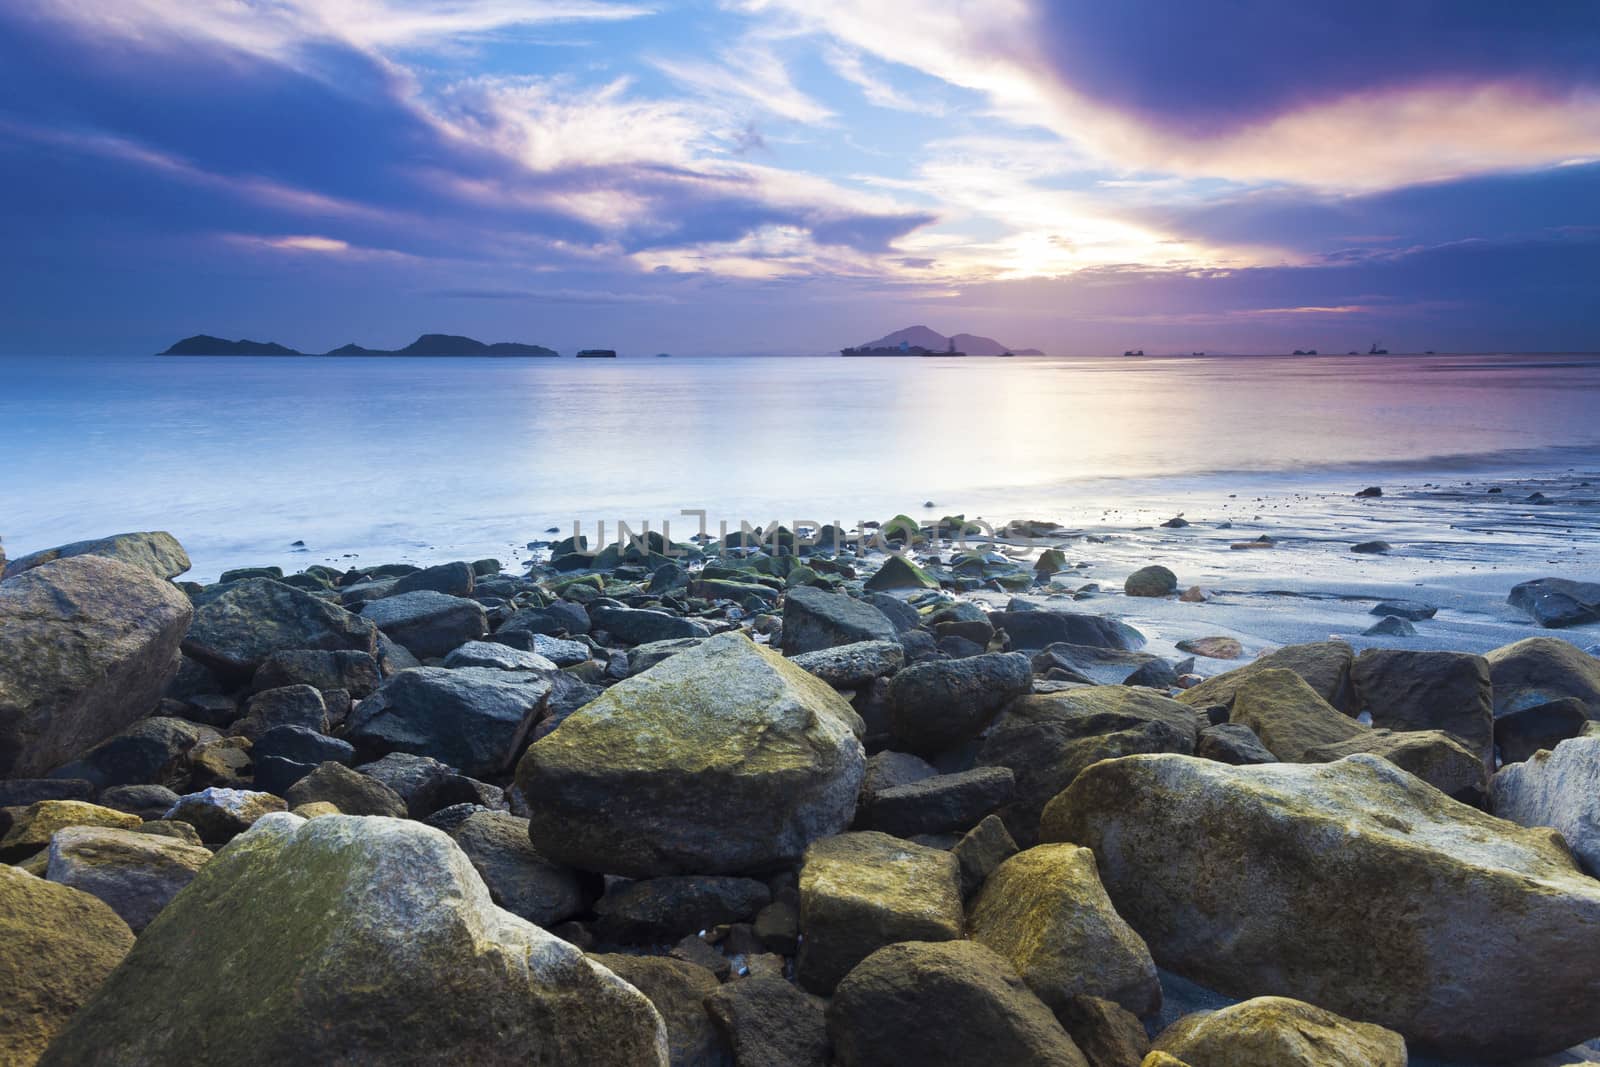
{"left": 3, "top": 523, "right": 1600, "bottom": 1066}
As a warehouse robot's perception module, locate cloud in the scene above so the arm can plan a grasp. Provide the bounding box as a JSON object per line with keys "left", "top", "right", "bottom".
{"left": 652, "top": 43, "right": 832, "bottom": 124}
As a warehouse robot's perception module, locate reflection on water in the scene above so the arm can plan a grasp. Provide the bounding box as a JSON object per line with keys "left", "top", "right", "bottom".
{"left": 2, "top": 352, "right": 1597, "bottom": 578}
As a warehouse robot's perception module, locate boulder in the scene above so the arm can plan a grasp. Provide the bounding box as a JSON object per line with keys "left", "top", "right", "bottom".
{"left": 1041, "top": 752, "right": 1600, "bottom": 1059}
{"left": 164, "top": 787, "right": 286, "bottom": 842}
{"left": 1175, "top": 641, "right": 1355, "bottom": 714}
{"left": 887, "top": 652, "right": 1032, "bottom": 754}
{"left": 440, "top": 640, "right": 558, "bottom": 672}
{"left": 360, "top": 590, "right": 488, "bottom": 659}
{"left": 284, "top": 762, "right": 406, "bottom": 818}
{"left": 347, "top": 667, "right": 551, "bottom": 778}
{"left": 449, "top": 810, "right": 594, "bottom": 927}
{"left": 1303, "top": 728, "right": 1487, "bottom": 803}
{"left": 862, "top": 766, "right": 1015, "bottom": 838}
{"left": 827, "top": 940, "right": 1090, "bottom": 1067}
{"left": 781, "top": 587, "right": 898, "bottom": 654}
{"left": 517, "top": 632, "right": 864, "bottom": 877}
{"left": 863, "top": 554, "right": 940, "bottom": 592}
{"left": 952, "top": 813, "right": 1019, "bottom": 899}
{"left": 705, "top": 976, "right": 828, "bottom": 1067}
{"left": 1509, "top": 577, "right": 1600, "bottom": 628}
{"left": 38, "top": 814, "right": 669, "bottom": 1065}
{"left": 1195, "top": 723, "right": 1276, "bottom": 765}
{"left": 788, "top": 640, "right": 904, "bottom": 689}
{"left": 44, "top": 824, "right": 211, "bottom": 932}
{"left": 2, "top": 531, "right": 189, "bottom": 581}
{"left": 1350, "top": 648, "right": 1494, "bottom": 767}
{"left": 797, "top": 830, "right": 963, "bottom": 993}
{"left": 1176, "top": 637, "right": 1243, "bottom": 660}
{"left": 99, "top": 783, "right": 182, "bottom": 820}
{"left": 1491, "top": 736, "right": 1600, "bottom": 875}
{"left": 989, "top": 610, "right": 1146, "bottom": 652}
{"left": 1124, "top": 566, "right": 1177, "bottom": 598}
{"left": 498, "top": 600, "right": 591, "bottom": 637}
{"left": 1, "top": 556, "right": 192, "bottom": 779}
{"left": 1485, "top": 636, "right": 1600, "bottom": 718}
{"left": 1057, "top": 996, "right": 1150, "bottom": 1067}
{"left": 1495, "top": 697, "right": 1591, "bottom": 764}
{"left": 387, "top": 561, "right": 475, "bottom": 598}
{"left": 183, "top": 578, "right": 377, "bottom": 683}
{"left": 1227, "top": 669, "right": 1365, "bottom": 761}
{"left": 1150, "top": 996, "right": 1406, "bottom": 1067}
{"left": 969, "top": 844, "right": 1161, "bottom": 1018}
{"left": 625, "top": 638, "right": 706, "bottom": 676}
{"left": 594, "top": 875, "right": 770, "bottom": 944}
{"left": 1033, "top": 643, "right": 1162, "bottom": 686}
{"left": 1, "top": 865, "right": 135, "bottom": 1064}
{"left": 232, "top": 683, "right": 328, "bottom": 740}
{"left": 588, "top": 954, "right": 727, "bottom": 1067}
{"left": 977, "top": 687, "right": 1198, "bottom": 845}
{"left": 46, "top": 715, "right": 214, "bottom": 790}
{"left": 0, "top": 800, "right": 141, "bottom": 862}
{"left": 588, "top": 606, "right": 709, "bottom": 645}
{"left": 251, "top": 649, "right": 381, "bottom": 698}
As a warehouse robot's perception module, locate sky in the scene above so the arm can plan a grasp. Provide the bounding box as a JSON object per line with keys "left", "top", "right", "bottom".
{"left": 2, "top": 0, "right": 1598, "bottom": 356}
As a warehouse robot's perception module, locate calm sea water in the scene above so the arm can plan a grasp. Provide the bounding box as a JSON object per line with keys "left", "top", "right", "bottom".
{"left": 3, "top": 352, "right": 1598, "bottom": 580}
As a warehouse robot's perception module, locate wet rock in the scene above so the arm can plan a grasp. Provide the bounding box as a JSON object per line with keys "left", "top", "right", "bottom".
{"left": 1228, "top": 668, "right": 1366, "bottom": 761}
{"left": 1355, "top": 486, "right": 1383, "bottom": 497}
{"left": 44, "top": 824, "right": 210, "bottom": 932}
{"left": 887, "top": 652, "right": 1032, "bottom": 755}
{"left": 626, "top": 637, "right": 707, "bottom": 675}
{"left": 1350, "top": 540, "right": 1391, "bottom": 554}
{"left": 1, "top": 864, "right": 135, "bottom": 1064}
{"left": 183, "top": 578, "right": 377, "bottom": 683}
{"left": 1177, "top": 640, "right": 1356, "bottom": 714}
{"left": 594, "top": 876, "right": 771, "bottom": 944}
{"left": 449, "top": 810, "right": 594, "bottom": 927}
{"left": 828, "top": 940, "right": 1089, "bottom": 1067}
{"left": 2, "top": 556, "right": 193, "bottom": 778}
{"left": 440, "top": 640, "right": 558, "bottom": 672}
{"left": 789, "top": 640, "right": 904, "bottom": 689}
{"left": 38, "top": 814, "right": 669, "bottom": 1066}
{"left": 1124, "top": 659, "right": 1180, "bottom": 689}
{"left": 1485, "top": 636, "right": 1600, "bottom": 718}
{"left": 590, "top": 606, "right": 709, "bottom": 645}
{"left": 498, "top": 600, "right": 591, "bottom": 638}
{"left": 1033, "top": 643, "right": 1162, "bottom": 686}
{"left": 860, "top": 749, "right": 938, "bottom": 802}
{"left": 232, "top": 683, "right": 328, "bottom": 740}
{"left": 864, "top": 592, "right": 921, "bottom": 632}
{"left": 360, "top": 590, "right": 488, "bottom": 659}
{"left": 1351, "top": 648, "right": 1494, "bottom": 767}
{"left": 1509, "top": 577, "right": 1600, "bottom": 628}
{"left": 1370, "top": 600, "right": 1437, "bottom": 621}
{"left": 47, "top": 715, "right": 213, "bottom": 790}
{"left": 1154, "top": 997, "right": 1406, "bottom": 1066}
{"left": 705, "top": 976, "right": 828, "bottom": 1067}
{"left": 864, "top": 554, "right": 940, "bottom": 592}
{"left": 347, "top": 666, "right": 551, "bottom": 778}
{"left": 1195, "top": 722, "right": 1277, "bottom": 765}
{"left": 1491, "top": 737, "right": 1600, "bottom": 875}
{"left": 2, "top": 531, "right": 190, "bottom": 581}
{"left": 252, "top": 723, "right": 354, "bottom": 767}
{"left": 589, "top": 954, "right": 728, "bottom": 1067}
{"left": 284, "top": 762, "right": 406, "bottom": 818}
{"left": 1495, "top": 697, "right": 1591, "bottom": 764}
{"left": 781, "top": 586, "right": 898, "bottom": 654}
{"left": 990, "top": 609, "right": 1146, "bottom": 652}
{"left": 518, "top": 632, "right": 865, "bottom": 877}
{"left": 1363, "top": 615, "right": 1414, "bottom": 636}
{"left": 387, "top": 560, "right": 475, "bottom": 598}
{"left": 164, "top": 787, "right": 286, "bottom": 842}
{"left": 1042, "top": 752, "right": 1600, "bottom": 1060}
{"left": 797, "top": 830, "right": 963, "bottom": 993}
{"left": 1124, "top": 566, "right": 1177, "bottom": 598}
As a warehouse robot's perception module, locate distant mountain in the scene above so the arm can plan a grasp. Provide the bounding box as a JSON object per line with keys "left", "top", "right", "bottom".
{"left": 161, "top": 335, "right": 302, "bottom": 356}
{"left": 162, "top": 333, "right": 559, "bottom": 357}
{"left": 854, "top": 325, "right": 1043, "bottom": 356}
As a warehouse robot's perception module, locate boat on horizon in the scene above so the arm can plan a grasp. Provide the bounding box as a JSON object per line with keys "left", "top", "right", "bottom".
{"left": 577, "top": 349, "right": 618, "bottom": 358}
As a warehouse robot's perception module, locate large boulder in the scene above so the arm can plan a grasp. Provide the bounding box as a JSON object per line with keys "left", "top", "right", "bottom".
{"left": 968, "top": 844, "right": 1160, "bottom": 1018}
{"left": 38, "top": 814, "right": 668, "bottom": 1066}
{"left": 887, "top": 652, "right": 1032, "bottom": 755}
{"left": 360, "top": 591, "right": 487, "bottom": 659}
{"left": 449, "top": 810, "right": 594, "bottom": 927}
{"left": 1041, "top": 753, "right": 1600, "bottom": 1060}
{"left": 346, "top": 667, "right": 551, "bottom": 778}
{"left": 1, "top": 865, "right": 135, "bottom": 1064}
{"left": 781, "top": 586, "right": 898, "bottom": 654}
{"left": 788, "top": 640, "right": 904, "bottom": 689}
{"left": 827, "top": 940, "right": 1090, "bottom": 1067}
{"left": 989, "top": 610, "right": 1145, "bottom": 652}
{"left": 1, "top": 800, "right": 142, "bottom": 862}
{"left": 976, "top": 687, "right": 1198, "bottom": 845}
{"left": 1226, "top": 668, "right": 1365, "bottom": 762}
{"left": 46, "top": 715, "right": 214, "bottom": 791}
{"left": 704, "top": 975, "right": 828, "bottom": 1067}
{"left": 1175, "top": 641, "right": 1355, "bottom": 714}
{"left": 1150, "top": 997, "right": 1406, "bottom": 1067}
{"left": 183, "top": 578, "right": 377, "bottom": 684}
{"left": 1509, "top": 577, "right": 1600, "bottom": 628}
{"left": 1485, "top": 636, "right": 1600, "bottom": 718}
{"left": 1303, "top": 728, "right": 1487, "bottom": 803}
{"left": 44, "top": 824, "right": 211, "bottom": 932}
{"left": 2, "top": 531, "right": 190, "bottom": 581}
{"left": 1124, "top": 565, "right": 1177, "bottom": 598}
{"left": 1, "top": 556, "right": 192, "bottom": 779}
{"left": 797, "top": 830, "right": 963, "bottom": 993}
{"left": 1491, "top": 736, "right": 1600, "bottom": 875}
{"left": 517, "top": 632, "right": 865, "bottom": 876}
{"left": 1350, "top": 649, "right": 1494, "bottom": 767}
{"left": 588, "top": 954, "right": 727, "bottom": 1067}
{"left": 588, "top": 606, "right": 708, "bottom": 646}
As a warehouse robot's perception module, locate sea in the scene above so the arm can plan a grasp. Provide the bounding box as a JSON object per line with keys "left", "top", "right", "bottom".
{"left": 3, "top": 351, "right": 1599, "bottom": 581}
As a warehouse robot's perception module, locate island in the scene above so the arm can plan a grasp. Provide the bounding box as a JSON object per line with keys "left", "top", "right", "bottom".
{"left": 841, "top": 325, "right": 1043, "bottom": 357}
{"left": 159, "top": 333, "right": 559, "bottom": 357}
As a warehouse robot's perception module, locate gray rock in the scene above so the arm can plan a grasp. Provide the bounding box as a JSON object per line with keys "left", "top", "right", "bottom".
{"left": 250, "top": 649, "right": 381, "bottom": 699}
{"left": 232, "top": 683, "right": 328, "bottom": 740}
{"left": 361, "top": 590, "right": 488, "bottom": 659}
{"left": 37, "top": 814, "right": 669, "bottom": 1066}
{"left": 252, "top": 724, "right": 354, "bottom": 767}
{"left": 625, "top": 637, "right": 706, "bottom": 676}
{"left": 589, "top": 606, "right": 709, "bottom": 645}
{"left": 184, "top": 578, "right": 377, "bottom": 683}
{"left": 860, "top": 750, "right": 938, "bottom": 802}
{"left": 1032, "top": 643, "right": 1161, "bottom": 686}
{"left": 1196, "top": 722, "right": 1277, "bottom": 765}
{"left": 1371, "top": 600, "right": 1437, "bottom": 621}
{"left": 594, "top": 875, "right": 771, "bottom": 944}
{"left": 98, "top": 783, "right": 182, "bottom": 820}
{"left": 47, "top": 715, "right": 214, "bottom": 790}
{"left": 705, "top": 976, "right": 827, "bottom": 1067}
{"left": 518, "top": 632, "right": 865, "bottom": 876}
{"left": 1485, "top": 637, "right": 1600, "bottom": 718}
{"left": 1, "top": 556, "right": 192, "bottom": 778}
{"left": 347, "top": 666, "right": 551, "bottom": 778}
{"left": 441, "top": 640, "right": 558, "bottom": 672}
{"left": 589, "top": 954, "right": 729, "bottom": 1067}
{"left": 887, "top": 652, "right": 1033, "bottom": 755}
{"left": 284, "top": 762, "right": 407, "bottom": 817}
{"left": 1351, "top": 649, "right": 1494, "bottom": 768}
{"left": 789, "top": 640, "right": 905, "bottom": 688}
{"left": 164, "top": 787, "right": 287, "bottom": 842}
{"left": 1362, "top": 615, "right": 1415, "bottom": 636}
{"left": 1496, "top": 697, "right": 1591, "bottom": 764}
{"left": 1491, "top": 736, "right": 1600, "bottom": 875}
{"left": 387, "top": 561, "right": 475, "bottom": 599}
{"left": 2, "top": 531, "right": 189, "bottom": 581}
{"left": 863, "top": 766, "right": 1015, "bottom": 838}
{"left": 781, "top": 586, "right": 899, "bottom": 654}
{"left": 1510, "top": 578, "right": 1600, "bottom": 628}
{"left": 989, "top": 610, "right": 1146, "bottom": 652}
{"left": 952, "top": 813, "right": 1019, "bottom": 899}
{"left": 864, "top": 592, "right": 921, "bottom": 632}
{"left": 499, "top": 600, "right": 591, "bottom": 637}
{"left": 45, "top": 824, "right": 211, "bottom": 932}
{"left": 450, "top": 810, "right": 594, "bottom": 927}
{"left": 1124, "top": 565, "right": 1178, "bottom": 598}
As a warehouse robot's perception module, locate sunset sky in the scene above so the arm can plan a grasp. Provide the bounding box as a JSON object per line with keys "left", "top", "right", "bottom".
{"left": 3, "top": 0, "right": 1598, "bottom": 355}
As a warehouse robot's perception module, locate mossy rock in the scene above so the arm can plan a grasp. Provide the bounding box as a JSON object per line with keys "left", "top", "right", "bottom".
{"left": 1227, "top": 668, "right": 1366, "bottom": 761}
{"left": 864, "top": 555, "right": 939, "bottom": 592}
{"left": 1151, "top": 996, "right": 1406, "bottom": 1066}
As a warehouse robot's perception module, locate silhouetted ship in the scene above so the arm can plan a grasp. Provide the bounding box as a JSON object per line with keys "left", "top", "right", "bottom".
{"left": 842, "top": 340, "right": 966, "bottom": 357}
{"left": 577, "top": 349, "right": 617, "bottom": 358}
{"left": 1369, "top": 342, "right": 1389, "bottom": 355}
{"left": 1123, "top": 349, "right": 1145, "bottom": 357}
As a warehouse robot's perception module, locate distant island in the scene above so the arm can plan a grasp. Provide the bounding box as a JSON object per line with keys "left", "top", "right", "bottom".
{"left": 160, "top": 333, "right": 560, "bottom": 357}
{"left": 842, "top": 325, "right": 1044, "bottom": 357}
